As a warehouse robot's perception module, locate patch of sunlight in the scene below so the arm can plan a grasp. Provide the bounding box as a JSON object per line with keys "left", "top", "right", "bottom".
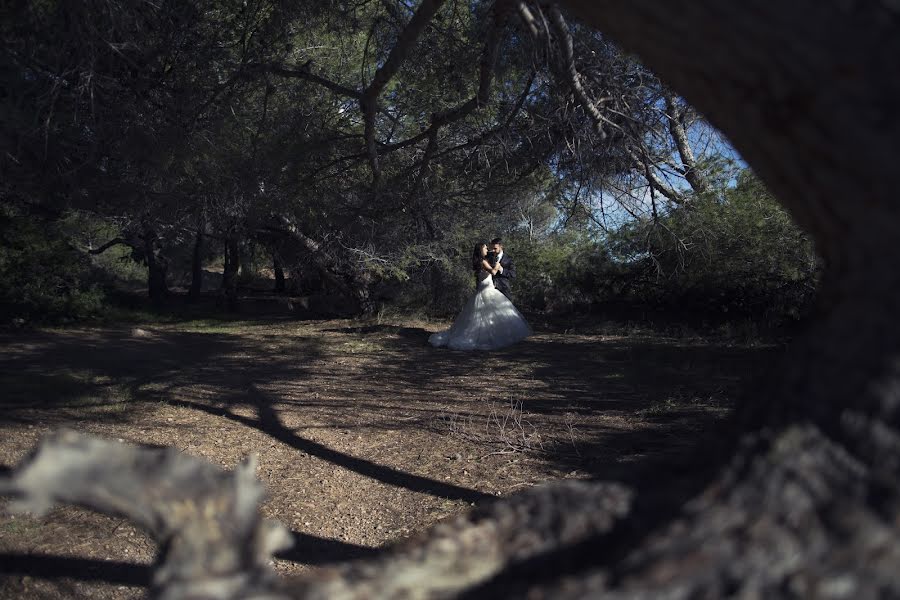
{"left": 174, "top": 319, "right": 261, "bottom": 334}
{"left": 1, "top": 368, "right": 138, "bottom": 415}
{"left": 337, "top": 339, "right": 382, "bottom": 354}
{"left": 0, "top": 518, "right": 41, "bottom": 536}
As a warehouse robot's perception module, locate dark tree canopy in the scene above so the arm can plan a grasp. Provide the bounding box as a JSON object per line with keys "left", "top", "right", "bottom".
{"left": 3, "top": 0, "right": 723, "bottom": 312}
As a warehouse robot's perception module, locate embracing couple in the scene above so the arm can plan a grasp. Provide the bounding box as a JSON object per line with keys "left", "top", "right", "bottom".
{"left": 429, "top": 238, "right": 531, "bottom": 350}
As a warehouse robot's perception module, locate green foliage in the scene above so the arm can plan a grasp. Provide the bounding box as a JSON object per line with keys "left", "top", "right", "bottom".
{"left": 603, "top": 170, "right": 820, "bottom": 322}
{"left": 58, "top": 212, "right": 146, "bottom": 285}
{"left": 0, "top": 211, "right": 105, "bottom": 323}
{"left": 504, "top": 231, "right": 604, "bottom": 311}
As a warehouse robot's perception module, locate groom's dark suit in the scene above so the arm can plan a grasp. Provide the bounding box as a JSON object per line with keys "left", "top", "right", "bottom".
{"left": 489, "top": 251, "right": 516, "bottom": 300}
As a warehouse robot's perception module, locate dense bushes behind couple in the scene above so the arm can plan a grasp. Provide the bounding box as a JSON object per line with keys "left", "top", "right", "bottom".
{"left": 428, "top": 238, "right": 531, "bottom": 351}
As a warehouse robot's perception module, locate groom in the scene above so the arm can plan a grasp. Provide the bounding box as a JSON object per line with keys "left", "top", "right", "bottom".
{"left": 488, "top": 237, "right": 516, "bottom": 300}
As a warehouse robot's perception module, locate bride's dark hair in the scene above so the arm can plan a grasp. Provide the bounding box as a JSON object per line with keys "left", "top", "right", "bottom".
{"left": 471, "top": 243, "right": 486, "bottom": 272}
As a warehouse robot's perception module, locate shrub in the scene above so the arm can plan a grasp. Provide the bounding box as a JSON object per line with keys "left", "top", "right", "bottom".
{"left": 0, "top": 210, "right": 106, "bottom": 323}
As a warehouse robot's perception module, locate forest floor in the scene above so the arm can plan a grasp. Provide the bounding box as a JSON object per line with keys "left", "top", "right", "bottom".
{"left": 0, "top": 310, "right": 783, "bottom": 599}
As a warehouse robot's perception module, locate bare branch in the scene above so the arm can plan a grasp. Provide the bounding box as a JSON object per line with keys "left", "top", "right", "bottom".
{"left": 626, "top": 147, "right": 685, "bottom": 204}
{"left": 430, "top": 70, "right": 536, "bottom": 162}
{"left": 404, "top": 0, "right": 513, "bottom": 186}
{"left": 2, "top": 430, "right": 632, "bottom": 599}
{"left": 299, "top": 479, "right": 631, "bottom": 597}
{"left": 664, "top": 90, "right": 711, "bottom": 194}
{"left": 546, "top": 4, "right": 613, "bottom": 138}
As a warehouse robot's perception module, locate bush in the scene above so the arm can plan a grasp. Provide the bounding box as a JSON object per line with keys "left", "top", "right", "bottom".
{"left": 58, "top": 212, "right": 146, "bottom": 286}
{"left": 0, "top": 210, "right": 106, "bottom": 323}
{"left": 503, "top": 231, "right": 607, "bottom": 312}
{"left": 601, "top": 169, "right": 820, "bottom": 323}
{"left": 473, "top": 170, "right": 815, "bottom": 326}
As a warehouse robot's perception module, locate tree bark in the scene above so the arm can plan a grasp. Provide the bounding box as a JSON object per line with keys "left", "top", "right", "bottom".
{"left": 522, "top": 0, "right": 900, "bottom": 596}
{"left": 0, "top": 431, "right": 291, "bottom": 600}
{"left": 221, "top": 236, "right": 240, "bottom": 311}
{"left": 270, "top": 217, "right": 375, "bottom": 315}
{"left": 273, "top": 250, "right": 285, "bottom": 294}
{"left": 142, "top": 224, "right": 168, "bottom": 307}
{"left": 663, "top": 91, "right": 711, "bottom": 196}
{"left": 239, "top": 239, "right": 255, "bottom": 283}
{"left": 189, "top": 228, "right": 204, "bottom": 302}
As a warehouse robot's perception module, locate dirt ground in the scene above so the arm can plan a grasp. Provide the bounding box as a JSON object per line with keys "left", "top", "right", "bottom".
{"left": 0, "top": 313, "right": 780, "bottom": 598}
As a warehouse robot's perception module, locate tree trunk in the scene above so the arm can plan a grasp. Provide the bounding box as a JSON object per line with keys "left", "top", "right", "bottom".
{"left": 142, "top": 224, "right": 168, "bottom": 307}
{"left": 272, "top": 217, "right": 375, "bottom": 315}
{"left": 221, "top": 236, "right": 240, "bottom": 311}
{"left": 147, "top": 258, "right": 168, "bottom": 307}
{"left": 273, "top": 250, "right": 285, "bottom": 294}
{"left": 663, "top": 91, "right": 711, "bottom": 195}
{"left": 429, "top": 262, "right": 444, "bottom": 308}
{"left": 519, "top": 0, "right": 900, "bottom": 596}
{"left": 239, "top": 239, "right": 255, "bottom": 283}
{"left": 189, "top": 228, "right": 204, "bottom": 302}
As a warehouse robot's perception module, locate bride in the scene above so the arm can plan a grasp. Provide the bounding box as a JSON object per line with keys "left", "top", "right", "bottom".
{"left": 428, "top": 242, "right": 532, "bottom": 350}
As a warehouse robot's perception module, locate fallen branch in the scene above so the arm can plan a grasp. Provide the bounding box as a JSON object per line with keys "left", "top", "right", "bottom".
{"left": 0, "top": 431, "right": 292, "bottom": 600}
{"left": 0, "top": 430, "right": 632, "bottom": 599}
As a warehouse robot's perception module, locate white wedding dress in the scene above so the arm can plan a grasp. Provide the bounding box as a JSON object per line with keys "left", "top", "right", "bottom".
{"left": 428, "top": 274, "right": 531, "bottom": 350}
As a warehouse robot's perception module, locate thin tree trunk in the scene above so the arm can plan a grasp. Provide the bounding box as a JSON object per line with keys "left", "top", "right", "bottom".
{"left": 142, "top": 224, "right": 168, "bottom": 307}
{"left": 429, "top": 262, "right": 443, "bottom": 307}
{"left": 220, "top": 239, "right": 230, "bottom": 292}
{"left": 221, "top": 236, "right": 240, "bottom": 311}
{"left": 273, "top": 250, "right": 285, "bottom": 294}
{"left": 189, "top": 228, "right": 204, "bottom": 302}
{"left": 663, "top": 91, "right": 711, "bottom": 195}
{"left": 239, "top": 239, "right": 255, "bottom": 283}
{"left": 147, "top": 257, "right": 168, "bottom": 307}
{"left": 271, "top": 217, "right": 375, "bottom": 315}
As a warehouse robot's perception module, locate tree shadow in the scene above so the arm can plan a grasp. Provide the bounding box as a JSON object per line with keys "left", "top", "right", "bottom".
{"left": 173, "top": 383, "right": 491, "bottom": 504}
{"left": 0, "top": 317, "right": 782, "bottom": 593}
{"left": 320, "top": 324, "right": 430, "bottom": 342}
{"left": 332, "top": 323, "right": 781, "bottom": 484}
{"left": 0, "top": 528, "right": 380, "bottom": 590}
{"left": 0, "top": 553, "right": 150, "bottom": 587}
{"left": 0, "top": 328, "right": 294, "bottom": 425}
{"left": 1, "top": 326, "right": 491, "bottom": 503}
{"left": 279, "top": 530, "right": 379, "bottom": 564}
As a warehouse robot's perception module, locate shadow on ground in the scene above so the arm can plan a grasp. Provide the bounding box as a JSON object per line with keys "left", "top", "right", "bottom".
{"left": 0, "top": 316, "right": 782, "bottom": 592}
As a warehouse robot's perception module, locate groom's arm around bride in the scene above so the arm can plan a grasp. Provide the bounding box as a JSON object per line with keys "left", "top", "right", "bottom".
{"left": 490, "top": 238, "right": 515, "bottom": 300}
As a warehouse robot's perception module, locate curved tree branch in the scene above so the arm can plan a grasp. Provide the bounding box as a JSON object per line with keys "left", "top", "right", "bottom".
{"left": 360, "top": 0, "right": 448, "bottom": 181}
{"left": 88, "top": 237, "right": 132, "bottom": 255}
{"left": 663, "top": 90, "right": 711, "bottom": 195}
{"left": 545, "top": 3, "right": 613, "bottom": 138}
{"left": 405, "top": 0, "right": 512, "bottom": 192}
{"left": 625, "top": 147, "right": 684, "bottom": 204}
